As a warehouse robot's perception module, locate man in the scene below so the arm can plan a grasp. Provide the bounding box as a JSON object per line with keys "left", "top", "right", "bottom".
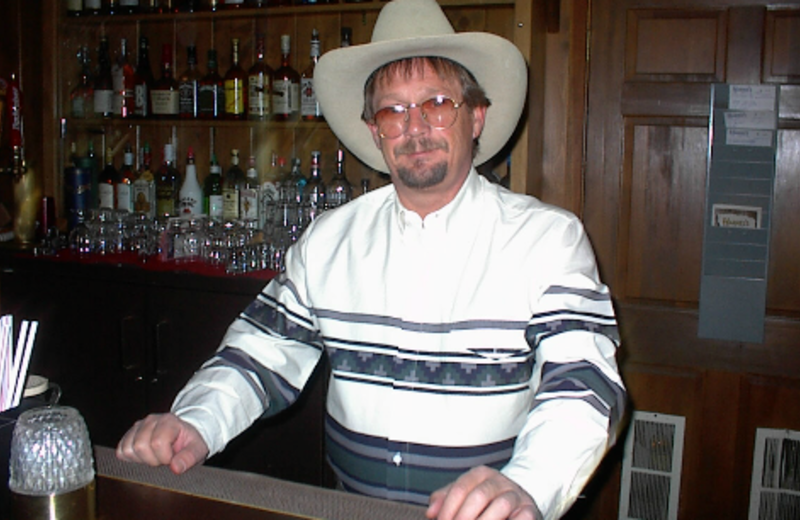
{"left": 116, "top": 1, "right": 627, "bottom": 519}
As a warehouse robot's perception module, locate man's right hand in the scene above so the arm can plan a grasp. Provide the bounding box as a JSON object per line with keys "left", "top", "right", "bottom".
{"left": 116, "top": 413, "right": 210, "bottom": 475}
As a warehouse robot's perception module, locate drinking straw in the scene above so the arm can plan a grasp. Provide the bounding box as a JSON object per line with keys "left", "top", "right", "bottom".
{"left": 0, "top": 316, "right": 10, "bottom": 410}
{"left": 11, "top": 320, "right": 38, "bottom": 409}
{"left": 7, "top": 320, "right": 28, "bottom": 410}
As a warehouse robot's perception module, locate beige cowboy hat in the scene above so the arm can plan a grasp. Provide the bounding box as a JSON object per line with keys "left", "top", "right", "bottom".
{"left": 314, "top": 0, "right": 528, "bottom": 174}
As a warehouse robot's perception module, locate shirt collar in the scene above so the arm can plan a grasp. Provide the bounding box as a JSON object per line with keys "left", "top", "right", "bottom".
{"left": 394, "top": 167, "right": 481, "bottom": 234}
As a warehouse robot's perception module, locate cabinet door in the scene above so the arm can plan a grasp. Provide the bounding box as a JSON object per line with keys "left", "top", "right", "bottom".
{"left": 56, "top": 275, "right": 149, "bottom": 448}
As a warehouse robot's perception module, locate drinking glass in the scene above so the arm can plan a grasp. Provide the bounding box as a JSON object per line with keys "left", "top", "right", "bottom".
{"left": 8, "top": 405, "right": 96, "bottom": 520}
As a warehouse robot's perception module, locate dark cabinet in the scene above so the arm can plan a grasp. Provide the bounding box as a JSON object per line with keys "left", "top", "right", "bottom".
{"left": 0, "top": 256, "right": 332, "bottom": 487}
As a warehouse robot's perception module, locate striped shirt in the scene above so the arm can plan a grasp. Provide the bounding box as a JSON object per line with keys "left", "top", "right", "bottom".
{"left": 173, "top": 169, "right": 626, "bottom": 520}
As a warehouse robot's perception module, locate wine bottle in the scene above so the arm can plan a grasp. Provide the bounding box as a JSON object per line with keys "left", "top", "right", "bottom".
{"left": 134, "top": 36, "right": 154, "bottom": 118}
{"left": 133, "top": 143, "right": 156, "bottom": 217}
{"left": 224, "top": 38, "right": 247, "bottom": 120}
{"left": 222, "top": 149, "right": 244, "bottom": 221}
{"left": 113, "top": 38, "right": 137, "bottom": 118}
{"left": 151, "top": 44, "right": 180, "bottom": 118}
{"left": 300, "top": 29, "right": 323, "bottom": 121}
{"left": 94, "top": 36, "right": 115, "bottom": 119}
{"left": 204, "top": 153, "right": 223, "bottom": 220}
{"left": 248, "top": 33, "right": 272, "bottom": 121}
{"left": 70, "top": 46, "right": 94, "bottom": 119}
{"left": 272, "top": 35, "right": 300, "bottom": 122}
{"left": 326, "top": 149, "right": 352, "bottom": 208}
{"left": 98, "top": 147, "right": 119, "bottom": 209}
{"left": 198, "top": 49, "right": 224, "bottom": 119}
{"left": 178, "top": 45, "right": 201, "bottom": 119}
{"left": 117, "top": 143, "right": 137, "bottom": 212}
{"left": 156, "top": 143, "right": 181, "bottom": 217}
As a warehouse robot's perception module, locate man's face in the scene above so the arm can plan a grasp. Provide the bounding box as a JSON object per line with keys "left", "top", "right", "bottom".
{"left": 367, "top": 62, "right": 486, "bottom": 207}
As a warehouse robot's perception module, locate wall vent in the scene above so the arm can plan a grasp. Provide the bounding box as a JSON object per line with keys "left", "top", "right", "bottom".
{"left": 749, "top": 428, "right": 800, "bottom": 520}
{"left": 618, "top": 411, "right": 685, "bottom": 520}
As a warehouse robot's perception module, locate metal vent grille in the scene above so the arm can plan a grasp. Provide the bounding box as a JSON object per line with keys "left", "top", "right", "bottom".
{"left": 619, "top": 411, "right": 685, "bottom": 520}
{"left": 749, "top": 428, "right": 800, "bottom": 520}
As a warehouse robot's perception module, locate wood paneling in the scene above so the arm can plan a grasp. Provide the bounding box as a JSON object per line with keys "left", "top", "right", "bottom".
{"left": 763, "top": 8, "right": 800, "bottom": 83}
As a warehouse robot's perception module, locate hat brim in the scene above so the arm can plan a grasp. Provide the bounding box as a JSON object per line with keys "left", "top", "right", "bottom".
{"left": 315, "top": 32, "right": 528, "bottom": 174}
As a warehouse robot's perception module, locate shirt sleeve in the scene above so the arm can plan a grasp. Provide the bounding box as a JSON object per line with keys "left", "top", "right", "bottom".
{"left": 171, "top": 234, "right": 325, "bottom": 456}
{"left": 501, "top": 216, "right": 627, "bottom": 520}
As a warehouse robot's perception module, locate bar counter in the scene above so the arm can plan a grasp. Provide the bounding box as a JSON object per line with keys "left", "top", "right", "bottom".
{"left": 95, "top": 446, "right": 427, "bottom": 520}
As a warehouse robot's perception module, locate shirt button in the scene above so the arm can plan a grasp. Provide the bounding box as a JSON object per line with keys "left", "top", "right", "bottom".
{"left": 392, "top": 452, "right": 403, "bottom": 466}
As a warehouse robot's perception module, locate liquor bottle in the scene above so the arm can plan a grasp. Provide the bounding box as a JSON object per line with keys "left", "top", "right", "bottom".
{"left": 222, "top": 0, "right": 244, "bottom": 8}
{"left": 300, "top": 29, "right": 323, "bottom": 121}
{"left": 94, "top": 36, "right": 115, "bottom": 119}
{"left": 178, "top": 45, "right": 201, "bottom": 119}
{"left": 341, "top": 27, "right": 353, "bottom": 48}
{"left": 240, "top": 155, "right": 260, "bottom": 221}
{"left": 81, "top": 141, "right": 99, "bottom": 210}
{"left": 105, "top": 0, "right": 119, "bottom": 15}
{"left": 224, "top": 38, "right": 247, "bottom": 120}
{"left": 113, "top": 38, "right": 137, "bottom": 118}
{"left": 305, "top": 150, "right": 326, "bottom": 210}
{"left": 222, "top": 149, "right": 244, "bottom": 221}
{"left": 117, "top": 143, "right": 137, "bottom": 212}
{"left": 289, "top": 157, "right": 307, "bottom": 203}
{"left": 151, "top": 44, "right": 180, "bottom": 118}
{"left": 178, "top": 147, "right": 203, "bottom": 215}
{"left": 272, "top": 35, "right": 300, "bottom": 122}
{"left": 133, "top": 142, "right": 156, "bottom": 217}
{"left": 66, "top": 0, "right": 83, "bottom": 17}
{"left": 326, "top": 149, "right": 352, "bottom": 208}
{"left": 206, "top": 0, "right": 219, "bottom": 12}
{"left": 84, "top": 0, "right": 102, "bottom": 15}
{"left": 247, "top": 33, "right": 272, "bottom": 121}
{"left": 183, "top": 0, "right": 200, "bottom": 12}
{"left": 70, "top": 46, "right": 94, "bottom": 119}
{"left": 204, "top": 153, "right": 223, "bottom": 219}
{"left": 134, "top": 36, "right": 154, "bottom": 118}
{"left": 259, "top": 152, "right": 280, "bottom": 225}
{"left": 98, "top": 148, "right": 119, "bottom": 209}
{"left": 198, "top": 49, "right": 224, "bottom": 119}
{"left": 118, "top": 0, "right": 140, "bottom": 14}
{"left": 156, "top": 143, "right": 181, "bottom": 217}
{"left": 156, "top": 0, "right": 180, "bottom": 12}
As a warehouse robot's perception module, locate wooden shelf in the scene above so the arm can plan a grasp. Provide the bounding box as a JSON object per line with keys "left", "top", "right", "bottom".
{"left": 67, "top": 118, "right": 328, "bottom": 131}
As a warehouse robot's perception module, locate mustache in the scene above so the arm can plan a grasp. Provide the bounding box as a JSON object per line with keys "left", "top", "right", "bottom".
{"left": 393, "top": 138, "right": 449, "bottom": 157}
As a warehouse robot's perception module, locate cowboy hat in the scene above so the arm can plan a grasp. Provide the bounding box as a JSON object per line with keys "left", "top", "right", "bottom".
{"left": 314, "top": 0, "right": 528, "bottom": 174}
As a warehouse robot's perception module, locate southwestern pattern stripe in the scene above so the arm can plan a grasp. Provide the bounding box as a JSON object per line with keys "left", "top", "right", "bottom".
{"left": 325, "top": 415, "right": 514, "bottom": 506}
{"left": 240, "top": 294, "right": 321, "bottom": 349}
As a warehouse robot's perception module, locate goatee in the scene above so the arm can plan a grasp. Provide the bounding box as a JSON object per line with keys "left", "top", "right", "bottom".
{"left": 394, "top": 138, "right": 449, "bottom": 189}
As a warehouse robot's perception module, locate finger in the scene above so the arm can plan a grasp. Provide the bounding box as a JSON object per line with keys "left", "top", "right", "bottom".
{"left": 431, "top": 470, "right": 491, "bottom": 520}
{"left": 426, "top": 484, "right": 451, "bottom": 519}
{"left": 148, "top": 415, "right": 184, "bottom": 466}
{"left": 169, "top": 428, "right": 209, "bottom": 475}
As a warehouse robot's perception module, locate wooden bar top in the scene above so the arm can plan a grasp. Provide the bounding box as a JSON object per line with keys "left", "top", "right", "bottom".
{"left": 95, "top": 446, "right": 427, "bottom": 520}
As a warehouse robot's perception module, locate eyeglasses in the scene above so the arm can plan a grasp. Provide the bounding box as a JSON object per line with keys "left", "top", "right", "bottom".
{"left": 371, "top": 95, "right": 463, "bottom": 140}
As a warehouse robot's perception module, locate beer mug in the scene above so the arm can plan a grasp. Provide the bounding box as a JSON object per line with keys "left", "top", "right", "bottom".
{"left": 8, "top": 406, "right": 96, "bottom": 520}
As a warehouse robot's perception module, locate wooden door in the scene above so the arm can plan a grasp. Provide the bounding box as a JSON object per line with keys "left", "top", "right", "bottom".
{"left": 582, "top": 1, "right": 800, "bottom": 518}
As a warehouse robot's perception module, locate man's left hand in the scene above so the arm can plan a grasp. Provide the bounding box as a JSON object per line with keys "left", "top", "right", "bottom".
{"left": 426, "top": 466, "right": 540, "bottom": 520}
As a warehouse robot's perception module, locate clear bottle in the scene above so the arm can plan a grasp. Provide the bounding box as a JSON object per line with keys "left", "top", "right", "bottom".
{"left": 151, "top": 44, "right": 180, "bottom": 118}
{"left": 134, "top": 36, "right": 154, "bottom": 118}
{"left": 156, "top": 143, "right": 181, "bottom": 217}
{"left": 179, "top": 147, "right": 203, "bottom": 215}
{"left": 117, "top": 143, "right": 137, "bottom": 212}
{"left": 98, "top": 147, "right": 119, "bottom": 209}
{"left": 300, "top": 29, "right": 323, "bottom": 121}
{"left": 204, "top": 153, "right": 223, "bottom": 220}
{"left": 305, "top": 150, "right": 326, "bottom": 210}
{"left": 222, "top": 149, "right": 244, "bottom": 221}
{"left": 70, "top": 46, "right": 93, "bottom": 119}
{"left": 133, "top": 142, "right": 156, "bottom": 217}
{"left": 326, "top": 149, "right": 352, "bottom": 208}
{"left": 272, "top": 35, "right": 300, "bottom": 122}
{"left": 224, "top": 38, "right": 247, "bottom": 120}
{"left": 178, "top": 45, "right": 201, "bottom": 119}
{"left": 94, "top": 36, "right": 115, "bottom": 119}
{"left": 240, "top": 155, "right": 260, "bottom": 222}
{"left": 248, "top": 33, "right": 272, "bottom": 121}
{"left": 289, "top": 157, "right": 307, "bottom": 203}
{"left": 198, "top": 49, "right": 224, "bottom": 119}
{"left": 113, "top": 38, "right": 137, "bottom": 118}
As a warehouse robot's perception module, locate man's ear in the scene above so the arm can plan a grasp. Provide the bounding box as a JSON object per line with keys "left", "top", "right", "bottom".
{"left": 472, "top": 105, "right": 487, "bottom": 140}
{"left": 367, "top": 122, "right": 383, "bottom": 149}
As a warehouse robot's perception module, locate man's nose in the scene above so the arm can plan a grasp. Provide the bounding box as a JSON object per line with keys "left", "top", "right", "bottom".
{"left": 404, "top": 106, "right": 430, "bottom": 136}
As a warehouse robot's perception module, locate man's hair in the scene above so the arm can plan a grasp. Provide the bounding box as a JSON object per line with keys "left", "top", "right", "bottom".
{"left": 361, "top": 56, "right": 491, "bottom": 123}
